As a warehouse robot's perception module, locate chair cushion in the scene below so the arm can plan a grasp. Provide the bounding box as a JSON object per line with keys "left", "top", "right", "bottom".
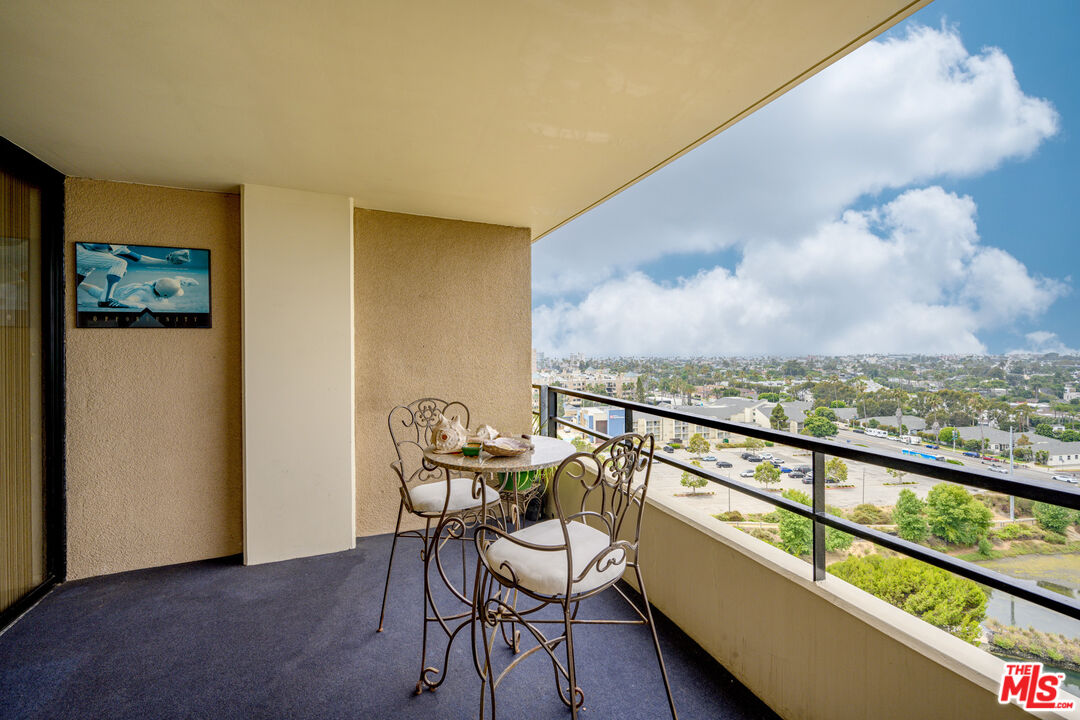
{"left": 485, "top": 520, "right": 625, "bottom": 596}
{"left": 408, "top": 477, "right": 499, "bottom": 514}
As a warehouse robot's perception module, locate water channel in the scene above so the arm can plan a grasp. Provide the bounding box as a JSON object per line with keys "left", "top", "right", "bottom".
{"left": 979, "top": 553, "right": 1080, "bottom": 695}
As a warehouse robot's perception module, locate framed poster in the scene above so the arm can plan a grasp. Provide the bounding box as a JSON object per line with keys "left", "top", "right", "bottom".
{"left": 74, "top": 243, "right": 211, "bottom": 328}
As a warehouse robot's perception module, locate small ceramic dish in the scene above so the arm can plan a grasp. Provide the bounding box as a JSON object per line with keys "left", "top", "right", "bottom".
{"left": 462, "top": 442, "right": 482, "bottom": 457}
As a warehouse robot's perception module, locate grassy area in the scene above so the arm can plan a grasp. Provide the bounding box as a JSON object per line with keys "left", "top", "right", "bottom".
{"left": 957, "top": 540, "right": 1080, "bottom": 562}
{"left": 985, "top": 619, "right": 1080, "bottom": 670}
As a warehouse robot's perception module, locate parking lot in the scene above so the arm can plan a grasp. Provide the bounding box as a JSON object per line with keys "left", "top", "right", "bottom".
{"left": 641, "top": 429, "right": 1076, "bottom": 522}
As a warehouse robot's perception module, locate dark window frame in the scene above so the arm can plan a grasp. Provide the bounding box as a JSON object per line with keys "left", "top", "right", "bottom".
{"left": 0, "top": 136, "right": 66, "bottom": 631}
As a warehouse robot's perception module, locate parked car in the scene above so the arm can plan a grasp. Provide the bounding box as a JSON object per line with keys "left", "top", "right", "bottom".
{"left": 1052, "top": 475, "right": 1079, "bottom": 484}
{"left": 780, "top": 467, "right": 792, "bottom": 473}
{"left": 703, "top": 455, "right": 717, "bottom": 462}
{"left": 825, "top": 476, "right": 839, "bottom": 484}
{"left": 962, "top": 451, "right": 979, "bottom": 457}
{"left": 801, "top": 475, "right": 813, "bottom": 484}
{"left": 715, "top": 460, "right": 733, "bottom": 468}
{"left": 747, "top": 455, "right": 763, "bottom": 463}
{"left": 740, "top": 452, "right": 754, "bottom": 460}
{"left": 662, "top": 445, "right": 674, "bottom": 453}
{"left": 770, "top": 459, "right": 783, "bottom": 468}
{"left": 925, "top": 444, "right": 938, "bottom": 450}
{"left": 794, "top": 465, "right": 811, "bottom": 474}
{"left": 987, "top": 465, "right": 1009, "bottom": 474}
{"left": 760, "top": 452, "right": 773, "bottom": 460}
{"left": 739, "top": 469, "right": 754, "bottom": 478}
{"left": 790, "top": 471, "right": 805, "bottom": 479}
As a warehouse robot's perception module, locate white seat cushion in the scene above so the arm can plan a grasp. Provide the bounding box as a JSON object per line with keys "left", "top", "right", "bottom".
{"left": 408, "top": 477, "right": 499, "bottom": 514}
{"left": 485, "top": 519, "right": 625, "bottom": 596}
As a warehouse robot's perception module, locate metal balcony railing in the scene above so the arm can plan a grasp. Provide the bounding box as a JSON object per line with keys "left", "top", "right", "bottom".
{"left": 533, "top": 384, "right": 1080, "bottom": 622}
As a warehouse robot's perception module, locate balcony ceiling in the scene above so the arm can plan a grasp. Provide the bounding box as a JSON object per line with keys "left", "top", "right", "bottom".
{"left": 0, "top": 0, "right": 927, "bottom": 239}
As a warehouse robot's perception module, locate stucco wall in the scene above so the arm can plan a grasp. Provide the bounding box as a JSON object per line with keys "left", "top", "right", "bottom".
{"left": 65, "top": 179, "right": 242, "bottom": 579}
{"left": 353, "top": 209, "right": 532, "bottom": 535}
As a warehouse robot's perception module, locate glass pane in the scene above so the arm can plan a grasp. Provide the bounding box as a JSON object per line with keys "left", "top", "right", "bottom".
{"left": 0, "top": 169, "right": 44, "bottom": 613}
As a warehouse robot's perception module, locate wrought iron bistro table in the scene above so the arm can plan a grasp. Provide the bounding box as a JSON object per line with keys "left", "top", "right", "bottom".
{"left": 416, "top": 435, "right": 575, "bottom": 694}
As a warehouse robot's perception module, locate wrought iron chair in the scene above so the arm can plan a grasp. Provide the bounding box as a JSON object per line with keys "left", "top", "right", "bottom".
{"left": 472, "top": 432, "right": 677, "bottom": 719}
{"left": 377, "top": 398, "right": 504, "bottom": 692}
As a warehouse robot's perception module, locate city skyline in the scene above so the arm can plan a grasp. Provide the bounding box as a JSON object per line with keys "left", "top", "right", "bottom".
{"left": 532, "top": 0, "right": 1079, "bottom": 358}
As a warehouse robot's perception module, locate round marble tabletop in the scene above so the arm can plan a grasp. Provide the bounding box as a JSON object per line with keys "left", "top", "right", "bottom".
{"left": 423, "top": 434, "right": 575, "bottom": 475}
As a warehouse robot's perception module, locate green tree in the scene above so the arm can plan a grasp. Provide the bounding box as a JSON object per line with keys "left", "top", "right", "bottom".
{"left": 635, "top": 376, "right": 646, "bottom": 403}
{"left": 885, "top": 467, "right": 908, "bottom": 484}
{"left": 925, "top": 484, "right": 993, "bottom": 545}
{"left": 830, "top": 400, "right": 847, "bottom": 408}
{"left": 769, "top": 403, "right": 789, "bottom": 431}
{"left": 744, "top": 437, "right": 765, "bottom": 453}
{"left": 893, "top": 489, "right": 929, "bottom": 542}
{"left": 759, "top": 392, "right": 780, "bottom": 402}
{"left": 681, "top": 460, "right": 709, "bottom": 494}
{"left": 868, "top": 418, "right": 880, "bottom": 429}
{"left": 1033, "top": 502, "right": 1074, "bottom": 533}
{"left": 754, "top": 461, "right": 781, "bottom": 489}
{"left": 825, "top": 457, "right": 848, "bottom": 484}
{"left": 1035, "top": 450, "right": 1050, "bottom": 465}
{"left": 963, "top": 439, "right": 982, "bottom": 453}
{"left": 687, "top": 433, "right": 710, "bottom": 456}
{"left": 814, "top": 406, "right": 837, "bottom": 421}
{"left": 777, "top": 489, "right": 853, "bottom": 555}
{"left": 828, "top": 555, "right": 987, "bottom": 644}
{"left": 1035, "top": 422, "right": 1056, "bottom": 438}
{"left": 803, "top": 415, "right": 839, "bottom": 437}
{"left": 938, "top": 427, "right": 957, "bottom": 445}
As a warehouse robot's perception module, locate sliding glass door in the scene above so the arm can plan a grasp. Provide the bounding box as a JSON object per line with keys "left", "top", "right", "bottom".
{"left": 0, "top": 138, "right": 64, "bottom": 627}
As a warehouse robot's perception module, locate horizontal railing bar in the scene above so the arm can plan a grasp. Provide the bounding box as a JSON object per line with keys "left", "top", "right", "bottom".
{"left": 534, "top": 385, "right": 1080, "bottom": 510}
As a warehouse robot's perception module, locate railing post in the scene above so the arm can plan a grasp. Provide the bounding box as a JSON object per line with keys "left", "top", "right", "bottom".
{"left": 544, "top": 385, "right": 558, "bottom": 438}
{"left": 624, "top": 407, "right": 635, "bottom": 438}
{"left": 812, "top": 450, "right": 826, "bottom": 581}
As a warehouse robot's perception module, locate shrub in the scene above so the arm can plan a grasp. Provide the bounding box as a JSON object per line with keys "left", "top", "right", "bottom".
{"left": 993, "top": 636, "right": 1016, "bottom": 650}
{"left": 991, "top": 523, "right": 1042, "bottom": 541}
{"left": 977, "top": 537, "right": 993, "bottom": 557}
{"left": 715, "top": 510, "right": 744, "bottom": 522}
{"left": 1049, "top": 648, "right": 1065, "bottom": 662}
{"left": 1033, "top": 502, "right": 1075, "bottom": 534}
{"left": 761, "top": 510, "right": 782, "bottom": 523}
{"left": 1046, "top": 532, "right": 1067, "bottom": 545}
{"left": 749, "top": 528, "right": 777, "bottom": 546}
{"left": 850, "top": 503, "right": 889, "bottom": 525}
{"left": 828, "top": 554, "right": 987, "bottom": 644}
{"left": 946, "top": 458, "right": 963, "bottom": 466}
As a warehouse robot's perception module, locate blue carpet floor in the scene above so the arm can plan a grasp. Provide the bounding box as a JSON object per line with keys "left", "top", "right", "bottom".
{"left": 0, "top": 533, "right": 779, "bottom": 720}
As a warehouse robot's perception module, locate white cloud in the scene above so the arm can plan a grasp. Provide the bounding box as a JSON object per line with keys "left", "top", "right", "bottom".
{"left": 533, "top": 188, "right": 1066, "bottom": 356}
{"left": 1009, "top": 331, "right": 1080, "bottom": 356}
{"left": 532, "top": 23, "right": 1059, "bottom": 297}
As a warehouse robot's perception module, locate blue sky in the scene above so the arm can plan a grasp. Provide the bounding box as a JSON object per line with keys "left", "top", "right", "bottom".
{"left": 532, "top": 0, "right": 1078, "bottom": 357}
